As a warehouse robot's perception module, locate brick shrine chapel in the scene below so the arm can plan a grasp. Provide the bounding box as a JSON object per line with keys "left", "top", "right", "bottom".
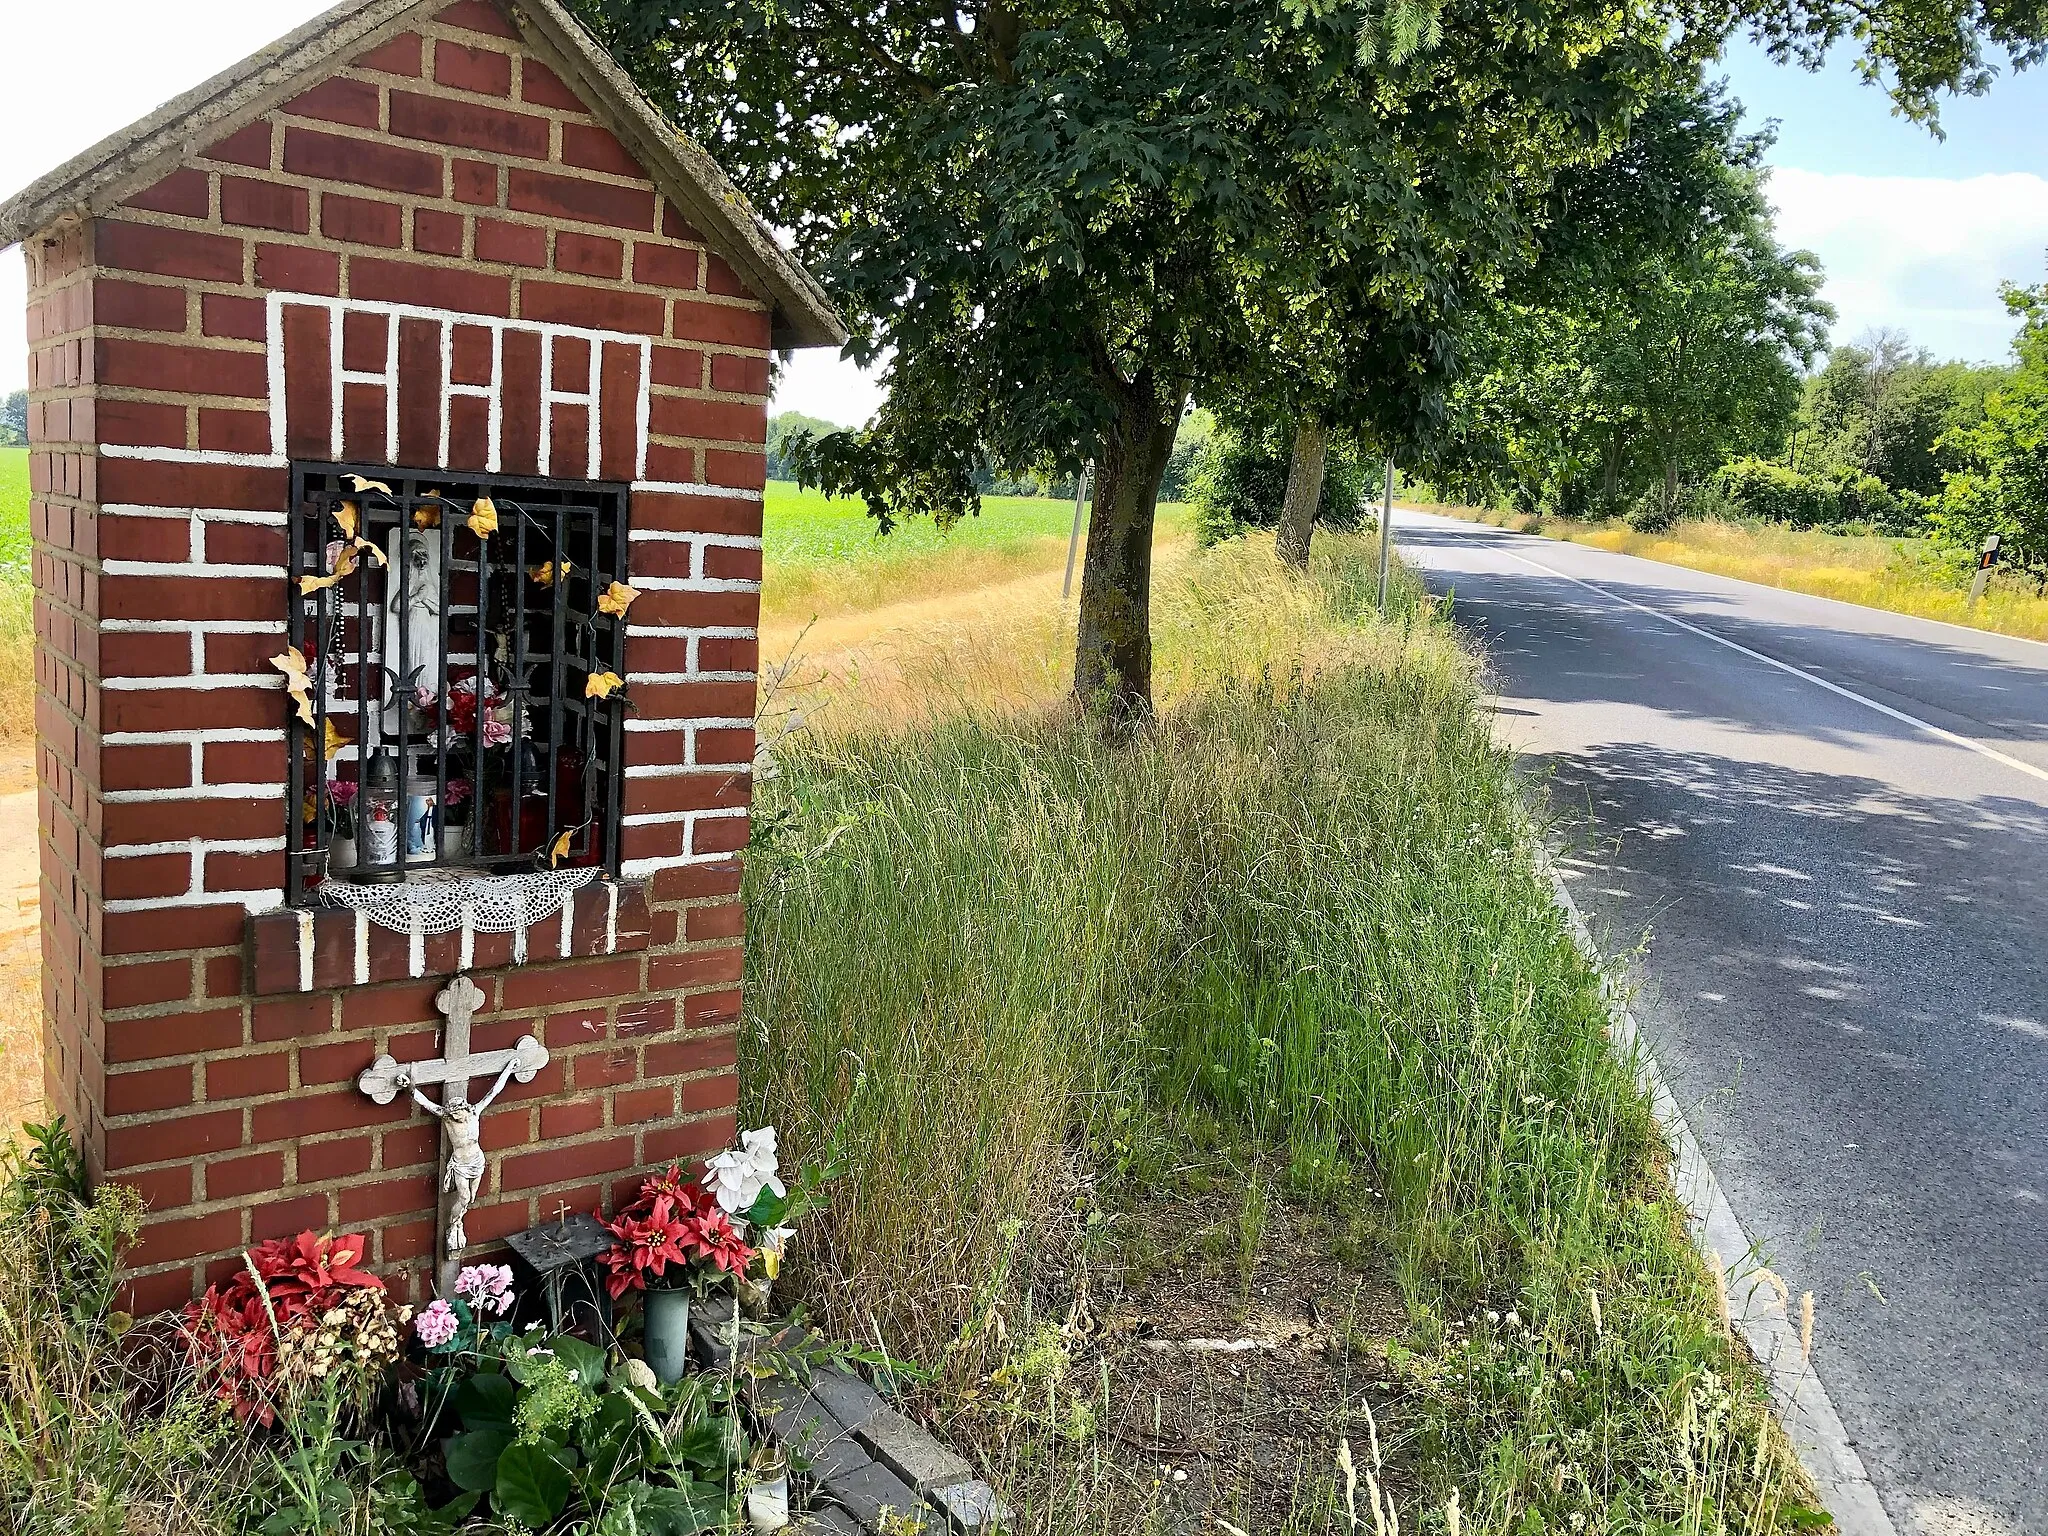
{"left": 0, "top": 0, "right": 843, "bottom": 1310}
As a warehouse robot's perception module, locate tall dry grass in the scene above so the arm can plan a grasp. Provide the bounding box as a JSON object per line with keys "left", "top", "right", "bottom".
{"left": 743, "top": 532, "right": 1813, "bottom": 1531}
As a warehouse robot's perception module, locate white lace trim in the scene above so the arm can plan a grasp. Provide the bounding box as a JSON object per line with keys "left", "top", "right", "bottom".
{"left": 316, "top": 868, "right": 605, "bottom": 935}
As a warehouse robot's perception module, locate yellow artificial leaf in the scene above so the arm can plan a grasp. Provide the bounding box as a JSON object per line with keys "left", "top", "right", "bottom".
{"left": 298, "top": 544, "right": 359, "bottom": 594}
{"left": 333, "top": 500, "right": 361, "bottom": 541}
{"left": 584, "top": 671, "right": 625, "bottom": 701}
{"left": 269, "top": 647, "right": 316, "bottom": 727}
{"left": 345, "top": 474, "right": 392, "bottom": 494}
{"left": 322, "top": 717, "right": 348, "bottom": 761}
{"left": 467, "top": 496, "right": 499, "bottom": 538}
{"left": 546, "top": 829, "right": 575, "bottom": 869}
{"left": 529, "top": 559, "right": 573, "bottom": 586}
{"left": 596, "top": 581, "right": 639, "bottom": 618}
{"left": 413, "top": 502, "right": 442, "bottom": 530}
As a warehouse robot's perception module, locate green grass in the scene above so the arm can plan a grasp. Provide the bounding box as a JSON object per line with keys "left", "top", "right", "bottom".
{"left": 0, "top": 449, "right": 30, "bottom": 743}
{"left": 763, "top": 480, "right": 1101, "bottom": 567}
{"left": 744, "top": 532, "right": 1813, "bottom": 1532}
{"left": 0, "top": 448, "right": 26, "bottom": 573}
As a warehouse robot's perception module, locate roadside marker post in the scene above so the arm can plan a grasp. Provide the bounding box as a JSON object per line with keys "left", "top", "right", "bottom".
{"left": 1377, "top": 456, "right": 1395, "bottom": 612}
{"left": 1967, "top": 533, "right": 2001, "bottom": 610}
{"left": 1062, "top": 464, "right": 1092, "bottom": 604}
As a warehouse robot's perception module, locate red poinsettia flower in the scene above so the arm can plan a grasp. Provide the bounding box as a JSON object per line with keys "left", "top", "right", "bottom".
{"left": 597, "top": 1168, "right": 753, "bottom": 1296}
{"left": 180, "top": 1229, "right": 386, "bottom": 1423}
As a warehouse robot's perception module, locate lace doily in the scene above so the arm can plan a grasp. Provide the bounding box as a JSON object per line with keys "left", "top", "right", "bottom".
{"left": 316, "top": 868, "right": 605, "bottom": 934}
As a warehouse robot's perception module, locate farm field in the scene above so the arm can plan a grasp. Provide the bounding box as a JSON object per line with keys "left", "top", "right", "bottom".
{"left": 1419, "top": 495, "right": 2048, "bottom": 643}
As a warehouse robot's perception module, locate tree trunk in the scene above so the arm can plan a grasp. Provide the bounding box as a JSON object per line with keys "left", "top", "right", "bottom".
{"left": 1662, "top": 456, "right": 1678, "bottom": 520}
{"left": 1274, "top": 417, "right": 1329, "bottom": 570}
{"left": 1073, "top": 373, "right": 1183, "bottom": 728}
{"left": 1602, "top": 431, "right": 1619, "bottom": 511}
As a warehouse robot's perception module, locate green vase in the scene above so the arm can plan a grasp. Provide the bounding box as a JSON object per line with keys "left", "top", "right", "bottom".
{"left": 643, "top": 1287, "right": 692, "bottom": 1384}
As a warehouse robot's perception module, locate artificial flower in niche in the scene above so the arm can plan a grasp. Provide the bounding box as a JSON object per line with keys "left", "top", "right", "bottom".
{"left": 584, "top": 671, "right": 625, "bottom": 701}
{"left": 270, "top": 647, "right": 315, "bottom": 726}
{"left": 528, "top": 559, "right": 573, "bottom": 586}
{"left": 466, "top": 496, "right": 499, "bottom": 538}
{"left": 596, "top": 581, "right": 639, "bottom": 618}
{"left": 298, "top": 543, "right": 358, "bottom": 595}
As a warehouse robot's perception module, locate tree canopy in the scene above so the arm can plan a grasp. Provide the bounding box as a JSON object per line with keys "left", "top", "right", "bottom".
{"left": 1933, "top": 262, "right": 2048, "bottom": 582}
{"left": 1422, "top": 85, "right": 1830, "bottom": 518}
{"left": 584, "top": 0, "right": 2048, "bottom": 717}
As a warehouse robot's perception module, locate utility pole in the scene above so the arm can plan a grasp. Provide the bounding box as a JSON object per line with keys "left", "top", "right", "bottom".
{"left": 1377, "top": 456, "right": 1395, "bottom": 612}
{"left": 1062, "top": 465, "right": 1092, "bottom": 603}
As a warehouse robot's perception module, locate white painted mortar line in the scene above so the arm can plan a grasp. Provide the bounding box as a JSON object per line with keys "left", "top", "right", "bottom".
{"left": 1533, "top": 837, "right": 1896, "bottom": 1535}
{"left": 1461, "top": 523, "right": 2048, "bottom": 787}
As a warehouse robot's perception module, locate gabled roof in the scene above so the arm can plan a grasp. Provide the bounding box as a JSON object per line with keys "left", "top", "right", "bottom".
{"left": 0, "top": 0, "right": 845, "bottom": 349}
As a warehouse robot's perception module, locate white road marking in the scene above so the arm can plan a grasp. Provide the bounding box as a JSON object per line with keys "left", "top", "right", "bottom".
{"left": 1467, "top": 532, "right": 2048, "bottom": 789}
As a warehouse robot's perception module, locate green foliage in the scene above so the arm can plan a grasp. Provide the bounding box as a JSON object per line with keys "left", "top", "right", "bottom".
{"left": 1157, "top": 407, "right": 1217, "bottom": 504}
{"left": 1713, "top": 458, "right": 1835, "bottom": 527}
{"left": 1427, "top": 79, "right": 1831, "bottom": 519}
{"left": 1933, "top": 263, "right": 2048, "bottom": 584}
{"left": 1191, "top": 424, "right": 1370, "bottom": 545}
{"left": 0, "top": 392, "right": 24, "bottom": 448}
{"left": 766, "top": 412, "right": 841, "bottom": 482}
{"left": 432, "top": 1335, "right": 740, "bottom": 1533}
{"left": 1, "top": 1125, "right": 256, "bottom": 1536}
{"left": 1793, "top": 331, "right": 2007, "bottom": 500}
{"left": 1627, "top": 476, "right": 1740, "bottom": 531}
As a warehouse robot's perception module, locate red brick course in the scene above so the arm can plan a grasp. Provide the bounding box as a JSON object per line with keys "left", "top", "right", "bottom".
{"left": 24, "top": 0, "right": 778, "bottom": 1310}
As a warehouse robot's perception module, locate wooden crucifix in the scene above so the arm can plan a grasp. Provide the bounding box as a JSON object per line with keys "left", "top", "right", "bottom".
{"left": 357, "top": 974, "right": 547, "bottom": 1296}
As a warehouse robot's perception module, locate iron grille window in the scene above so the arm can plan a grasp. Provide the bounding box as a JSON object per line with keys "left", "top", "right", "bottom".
{"left": 285, "top": 463, "right": 630, "bottom": 905}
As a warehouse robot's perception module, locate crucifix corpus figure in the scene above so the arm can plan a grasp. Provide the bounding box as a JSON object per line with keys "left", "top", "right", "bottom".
{"left": 357, "top": 974, "right": 548, "bottom": 1294}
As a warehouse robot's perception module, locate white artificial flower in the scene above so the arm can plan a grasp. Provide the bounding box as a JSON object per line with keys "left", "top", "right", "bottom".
{"left": 703, "top": 1125, "right": 787, "bottom": 1215}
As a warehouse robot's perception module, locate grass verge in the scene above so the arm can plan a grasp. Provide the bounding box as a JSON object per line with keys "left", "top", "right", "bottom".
{"left": 0, "top": 448, "right": 30, "bottom": 746}
{"left": 743, "top": 532, "right": 1817, "bottom": 1531}
{"left": 1419, "top": 497, "right": 2048, "bottom": 644}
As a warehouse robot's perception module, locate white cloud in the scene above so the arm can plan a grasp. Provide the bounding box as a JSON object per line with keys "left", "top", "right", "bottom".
{"left": 1766, "top": 168, "right": 2048, "bottom": 363}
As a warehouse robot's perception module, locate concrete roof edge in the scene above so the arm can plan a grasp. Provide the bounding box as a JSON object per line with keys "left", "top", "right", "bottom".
{"left": 0, "top": 0, "right": 421, "bottom": 248}
{"left": 0, "top": 0, "right": 847, "bottom": 351}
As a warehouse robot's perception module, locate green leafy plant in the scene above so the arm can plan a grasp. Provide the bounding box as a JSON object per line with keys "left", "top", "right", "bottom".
{"left": 439, "top": 1333, "right": 741, "bottom": 1533}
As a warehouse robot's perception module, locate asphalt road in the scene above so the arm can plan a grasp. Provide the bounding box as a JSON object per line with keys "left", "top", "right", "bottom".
{"left": 1393, "top": 509, "right": 2048, "bottom": 1536}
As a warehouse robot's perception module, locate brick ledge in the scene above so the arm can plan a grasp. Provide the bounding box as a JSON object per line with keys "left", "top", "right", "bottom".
{"left": 246, "top": 877, "right": 651, "bottom": 994}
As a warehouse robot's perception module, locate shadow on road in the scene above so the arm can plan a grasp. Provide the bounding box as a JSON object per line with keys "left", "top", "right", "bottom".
{"left": 1403, "top": 518, "right": 2048, "bottom": 752}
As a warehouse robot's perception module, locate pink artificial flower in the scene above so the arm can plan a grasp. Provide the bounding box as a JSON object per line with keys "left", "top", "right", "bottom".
{"left": 414, "top": 1299, "right": 459, "bottom": 1348}
{"left": 481, "top": 717, "right": 512, "bottom": 747}
{"left": 455, "top": 1263, "right": 515, "bottom": 1316}
{"left": 445, "top": 777, "right": 472, "bottom": 809}
{"left": 327, "top": 779, "right": 359, "bottom": 809}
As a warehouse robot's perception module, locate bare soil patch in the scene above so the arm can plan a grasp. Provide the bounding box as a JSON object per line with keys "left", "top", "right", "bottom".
{"left": 941, "top": 1164, "right": 1421, "bottom": 1535}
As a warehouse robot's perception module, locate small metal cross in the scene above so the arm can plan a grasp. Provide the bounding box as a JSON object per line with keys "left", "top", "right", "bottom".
{"left": 357, "top": 974, "right": 547, "bottom": 1295}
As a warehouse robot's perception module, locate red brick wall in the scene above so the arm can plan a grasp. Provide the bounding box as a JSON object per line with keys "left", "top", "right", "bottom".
{"left": 24, "top": 0, "right": 773, "bottom": 1310}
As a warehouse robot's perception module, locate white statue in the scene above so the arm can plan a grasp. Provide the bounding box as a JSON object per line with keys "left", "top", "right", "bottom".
{"left": 412, "top": 1056, "right": 519, "bottom": 1255}
{"left": 383, "top": 526, "right": 444, "bottom": 737}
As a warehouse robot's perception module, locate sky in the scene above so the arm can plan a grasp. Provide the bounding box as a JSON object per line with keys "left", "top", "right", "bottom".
{"left": 1, "top": 6, "right": 2043, "bottom": 426}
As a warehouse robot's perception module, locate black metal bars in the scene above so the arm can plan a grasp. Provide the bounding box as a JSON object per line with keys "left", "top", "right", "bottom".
{"left": 284, "top": 462, "right": 630, "bottom": 905}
